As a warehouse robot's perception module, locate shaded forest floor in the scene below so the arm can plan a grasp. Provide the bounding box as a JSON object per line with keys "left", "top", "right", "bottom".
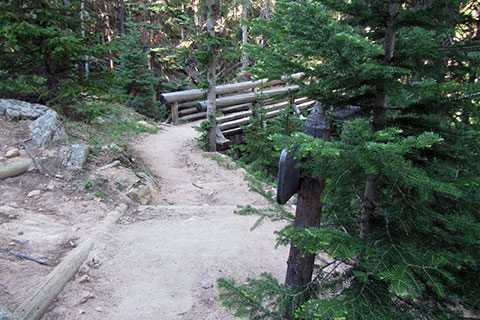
{"left": 42, "top": 122, "right": 289, "bottom": 319}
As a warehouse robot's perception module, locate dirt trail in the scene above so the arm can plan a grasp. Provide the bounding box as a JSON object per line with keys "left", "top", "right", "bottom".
{"left": 49, "top": 123, "right": 289, "bottom": 320}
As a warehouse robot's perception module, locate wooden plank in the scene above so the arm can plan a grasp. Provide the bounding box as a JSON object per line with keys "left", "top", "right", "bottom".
{"left": 222, "top": 127, "right": 244, "bottom": 136}
{"left": 178, "top": 107, "right": 198, "bottom": 116}
{"left": 219, "top": 117, "right": 251, "bottom": 131}
{"left": 14, "top": 204, "right": 128, "bottom": 320}
{"left": 160, "top": 73, "right": 304, "bottom": 104}
{"left": 221, "top": 103, "right": 252, "bottom": 113}
{"left": 14, "top": 239, "right": 94, "bottom": 320}
{"left": 217, "top": 110, "right": 252, "bottom": 123}
{"left": 178, "top": 112, "right": 207, "bottom": 122}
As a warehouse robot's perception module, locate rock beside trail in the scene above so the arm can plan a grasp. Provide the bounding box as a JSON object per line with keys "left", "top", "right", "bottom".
{"left": 0, "top": 158, "right": 33, "bottom": 180}
{"left": 61, "top": 144, "right": 91, "bottom": 169}
{"left": 5, "top": 148, "right": 19, "bottom": 159}
{"left": 0, "top": 99, "right": 49, "bottom": 121}
{"left": 136, "top": 120, "right": 156, "bottom": 130}
{"left": 126, "top": 172, "right": 158, "bottom": 205}
{"left": 99, "top": 166, "right": 140, "bottom": 190}
{"left": 27, "top": 190, "right": 41, "bottom": 198}
{"left": 29, "top": 110, "right": 68, "bottom": 147}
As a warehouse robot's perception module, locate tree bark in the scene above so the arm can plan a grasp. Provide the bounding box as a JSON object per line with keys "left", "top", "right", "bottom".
{"left": 119, "top": 0, "right": 125, "bottom": 36}
{"left": 241, "top": 0, "right": 248, "bottom": 69}
{"left": 80, "top": 0, "right": 88, "bottom": 79}
{"left": 205, "top": 0, "right": 217, "bottom": 151}
{"left": 284, "top": 102, "right": 330, "bottom": 318}
{"left": 359, "top": 3, "right": 398, "bottom": 239}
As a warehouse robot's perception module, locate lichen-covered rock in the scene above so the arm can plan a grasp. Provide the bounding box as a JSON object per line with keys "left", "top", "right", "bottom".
{"left": 126, "top": 173, "right": 159, "bottom": 205}
{"left": 98, "top": 166, "right": 140, "bottom": 190}
{"left": 0, "top": 99, "right": 49, "bottom": 121}
{"left": 29, "top": 110, "right": 68, "bottom": 147}
{"left": 60, "top": 144, "right": 91, "bottom": 169}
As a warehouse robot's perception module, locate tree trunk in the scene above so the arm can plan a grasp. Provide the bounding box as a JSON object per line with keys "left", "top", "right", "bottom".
{"left": 194, "top": 0, "right": 203, "bottom": 34}
{"left": 284, "top": 102, "right": 330, "bottom": 318}
{"left": 359, "top": 3, "right": 398, "bottom": 239}
{"left": 241, "top": 0, "right": 248, "bottom": 69}
{"left": 80, "top": 0, "right": 88, "bottom": 79}
{"left": 205, "top": 0, "right": 217, "bottom": 151}
{"left": 119, "top": 0, "right": 125, "bottom": 36}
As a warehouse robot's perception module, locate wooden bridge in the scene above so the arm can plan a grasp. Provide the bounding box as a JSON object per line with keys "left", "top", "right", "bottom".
{"left": 159, "top": 73, "right": 315, "bottom": 149}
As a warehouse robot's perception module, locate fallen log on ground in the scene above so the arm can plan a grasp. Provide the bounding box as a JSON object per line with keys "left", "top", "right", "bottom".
{"left": 14, "top": 204, "right": 128, "bottom": 320}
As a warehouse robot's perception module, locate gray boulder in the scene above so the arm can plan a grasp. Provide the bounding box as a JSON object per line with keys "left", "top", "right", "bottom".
{"left": 60, "top": 144, "right": 91, "bottom": 169}
{"left": 0, "top": 99, "right": 49, "bottom": 121}
{"left": 29, "top": 110, "right": 68, "bottom": 147}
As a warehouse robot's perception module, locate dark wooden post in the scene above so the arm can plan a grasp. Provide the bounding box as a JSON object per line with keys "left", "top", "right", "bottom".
{"left": 283, "top": 102, "right": 330, "bottom": 318}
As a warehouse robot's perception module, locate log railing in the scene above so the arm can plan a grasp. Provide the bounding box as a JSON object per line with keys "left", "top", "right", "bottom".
{"left": 159, "top": 73, "right": 314, "bottom": 148}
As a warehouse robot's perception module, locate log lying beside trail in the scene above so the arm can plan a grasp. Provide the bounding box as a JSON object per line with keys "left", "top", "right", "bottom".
{"left": 196, "top": 85, "right": 300, "bottom": 112}
{"left": 14, "top": 204, "right": 128, "bottom": 320}
{"left": 0, "top": 159, "right": 33, "bottom": 180}
{"left": 160, "top": 73, "right": 304, "bottom": 104}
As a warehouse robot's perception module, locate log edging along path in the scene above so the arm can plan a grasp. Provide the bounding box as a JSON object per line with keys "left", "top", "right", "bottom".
{"left": 13, "top": 204, "right": 128, "bottom": 320}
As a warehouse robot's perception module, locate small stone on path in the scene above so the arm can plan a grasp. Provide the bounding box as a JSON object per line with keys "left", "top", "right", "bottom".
{"left": 78, "top": 274, "right": 92, "bottom": 284}
{"left": 5, "top": 148, "right": 19, "bottom": 158}
{"left": 201, "top": 280, "right": 214, "bottom": 289}
{"left": 27, "top": 190, "right": 41, "bottom": 197}
{"left": 78, "top": 290, "right": 95, "bottom": 304}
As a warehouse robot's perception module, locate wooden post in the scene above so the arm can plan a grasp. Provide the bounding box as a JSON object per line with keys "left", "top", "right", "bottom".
{"left": 171, "top": 102, "right": 179, "bottom": 125}
{"left": 284, "top": 102, "right": 330, "bottom": 318}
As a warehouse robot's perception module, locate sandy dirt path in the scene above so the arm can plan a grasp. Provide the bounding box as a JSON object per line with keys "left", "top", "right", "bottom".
{"left": 48, "top": 123, "right": 289, "bottom": 320}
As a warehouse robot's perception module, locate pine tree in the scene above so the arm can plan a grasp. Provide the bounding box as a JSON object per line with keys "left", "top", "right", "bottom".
{"left": 0, "top": 0, "right": 87, "bottom": 101}
{"left": 218, "top": 0, "right": 480, "bottom": 319}
{"left": 115, "top": 30, "right": 165, "bottom": 120}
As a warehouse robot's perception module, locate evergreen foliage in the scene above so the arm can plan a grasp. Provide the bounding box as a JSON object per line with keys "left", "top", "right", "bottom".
{"left": 233, "top": 101, "right": 304, "bottom": 181}
{"left": 219, "top": 0, "right": 480, "bottom": 319}
{"left": 0, "top": 0, "right": 113, "bottom": 112}
{"left": 115, "top": 30, "right": 165, "bottom": 120}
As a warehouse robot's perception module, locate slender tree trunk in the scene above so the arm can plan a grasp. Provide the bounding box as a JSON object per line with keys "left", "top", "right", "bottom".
{"left": 241, "top": 0, "right": 248, "bottom": 69}
{"left": 360, "top": 3, "right": 398, "bottom": 239}
{"left": 45, "top": 50, "right": 57, "bottom": 94}
{"left": 194, "top": 0, "right": 203, "bottom": 35}
{"left": 80, "top": 0, "right": 88, "bottom": 79}
{"left": 104, "top": 3, "right": 114, "bottom": 69}
{"left": 119, "top": 0, "right": 125, "bottom": 36}
{"left": 205, "top": 0, "right": 217, "bottom": 151}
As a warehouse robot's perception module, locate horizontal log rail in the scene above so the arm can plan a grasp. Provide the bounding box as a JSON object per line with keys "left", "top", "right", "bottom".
{"left": 160, "top": 73, "right": 303, "bottom": 104}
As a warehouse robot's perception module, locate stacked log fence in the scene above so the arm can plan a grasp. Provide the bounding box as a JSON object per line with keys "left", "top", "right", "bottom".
{"left": 160, "top": 73, "right": 315, "bottom": 149}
